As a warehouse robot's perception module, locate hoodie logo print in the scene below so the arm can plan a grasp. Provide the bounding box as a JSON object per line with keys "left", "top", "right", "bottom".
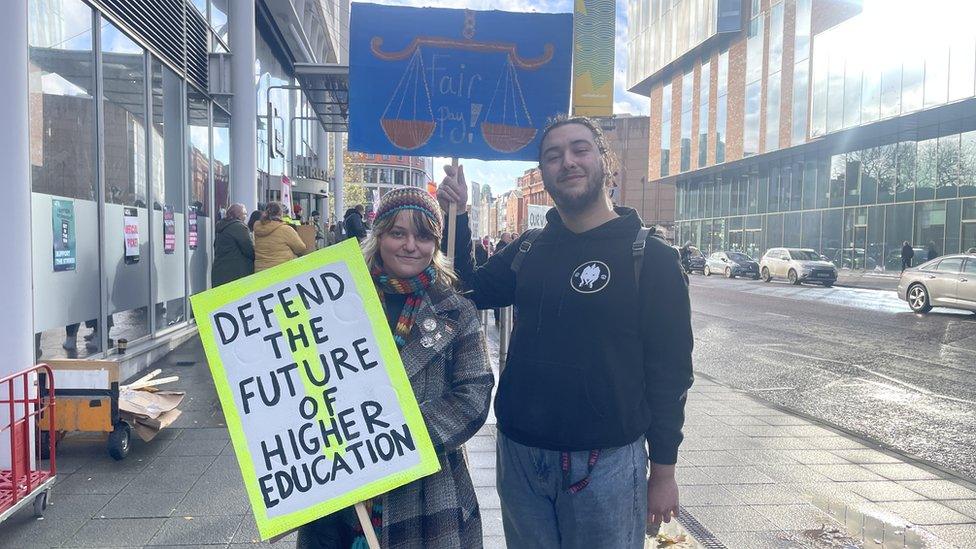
{"left": 571, "top": 261, "right": 610, "bottom": 294}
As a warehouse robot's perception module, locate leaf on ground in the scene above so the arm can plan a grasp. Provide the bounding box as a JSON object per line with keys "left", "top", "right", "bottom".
{"left": 656, "top": 532, "right": 687, "bottom": 547}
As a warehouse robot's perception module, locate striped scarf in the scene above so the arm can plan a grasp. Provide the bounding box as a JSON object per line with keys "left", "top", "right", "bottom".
{"left": 372, "top": 265, "right": 437, "bottom": 347}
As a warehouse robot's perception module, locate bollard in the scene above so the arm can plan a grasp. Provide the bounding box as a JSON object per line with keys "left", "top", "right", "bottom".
{"left": 498, "top": 306, "right": 513, "bottom": 373}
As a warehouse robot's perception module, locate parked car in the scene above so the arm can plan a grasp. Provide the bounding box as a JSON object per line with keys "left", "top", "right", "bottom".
{"left": 831, "top": 248, "right": 878, "bottom": 270}
{"left": 760, "top": 247, "right": 838, "bottom": 286}
{"left": 897, "top": 254, "right": 976, "bottom": 313}
{"left": 680, "top": 246, "right": 707, "bottom": 274}
{"left": 705, "top": 251, "right": 760, "bottom": 279}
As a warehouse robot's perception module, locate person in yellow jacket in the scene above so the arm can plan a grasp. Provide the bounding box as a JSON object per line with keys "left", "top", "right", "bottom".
{"left": 253, "top": 201, "right": 307, "bottom": 271}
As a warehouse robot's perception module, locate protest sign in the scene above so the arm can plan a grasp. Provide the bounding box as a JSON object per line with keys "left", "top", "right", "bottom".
{"left": 52, "top": 198, "right": 76, "bottom": 272}
{"left": 189, "top": 239, "right": 439, "bottom": 540}
{"left": 123, "top": 207, "right": 140, "bottom": 263}
{"left": 349, "top": 3, "right": 572, "bottom": 161}
{"left": 527, "top": 204, "right": 552, "bottom": 230}
{"left": 572, "top": 0, "right": 615, "bottom": 117}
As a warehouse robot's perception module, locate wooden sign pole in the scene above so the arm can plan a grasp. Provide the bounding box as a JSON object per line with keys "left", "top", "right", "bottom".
{"left": 446, "top": 158, "right": 459, "bottom": 267}
{"left": 354, "top": 502, "right": 381, "bottom": 549}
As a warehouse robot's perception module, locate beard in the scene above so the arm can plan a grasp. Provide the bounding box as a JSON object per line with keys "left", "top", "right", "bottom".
{"left": 543, "top": 169, "right": 606, "bottom": 214}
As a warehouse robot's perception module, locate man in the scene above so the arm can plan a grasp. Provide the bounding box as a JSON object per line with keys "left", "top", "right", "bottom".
{"left": 901, "top": 241, "right": 914, "bottom": 272}
{"left": 212, "top": 203, "right": 254, "bottom": 287}
{"left": 495, "top": 231, "right": 513, "bottom": 252}
{"left": 438, "top": 116, "right": 693, "bottom": 548}
{"left": 343, "top": 204, "right": 368, "bottom": 241}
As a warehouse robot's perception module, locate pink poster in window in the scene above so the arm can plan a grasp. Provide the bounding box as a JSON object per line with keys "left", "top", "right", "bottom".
{"left": 163, "top": 205, "right": 176, "bottom": 254}
{"left": 189, "top": 208, "right": 198, "bottom": 250}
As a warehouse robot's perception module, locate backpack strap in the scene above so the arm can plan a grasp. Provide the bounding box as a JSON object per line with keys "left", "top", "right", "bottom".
{"left": 632, "top": 226, "right": 652, "bottom": 286}
{"left": 510, "top": 229, "right": 543, "bottom": 275}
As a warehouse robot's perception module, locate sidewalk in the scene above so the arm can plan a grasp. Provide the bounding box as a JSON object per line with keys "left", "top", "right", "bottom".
{"left": 835, "top": 270, "right": 901, "bottom": 292}
{"left": 3, "top": 326, "right": 975, "bottom": 548}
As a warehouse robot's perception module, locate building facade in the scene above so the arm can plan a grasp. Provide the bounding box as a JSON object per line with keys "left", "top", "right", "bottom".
{"left": 7, "top": 0, "right": 349, "bottom": 377}
{"left": 629, "top": 0, "right": 976, "bottom": 269}
{"left": 348, "top": 152, "right": 429, "bottom": 214}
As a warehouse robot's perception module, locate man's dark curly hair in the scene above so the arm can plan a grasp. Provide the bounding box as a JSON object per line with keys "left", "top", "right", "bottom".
{"left": 538, "top": 115, "right": 617, "bottom": 186}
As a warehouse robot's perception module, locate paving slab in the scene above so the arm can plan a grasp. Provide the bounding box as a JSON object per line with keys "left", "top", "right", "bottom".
{"left": 148, "top": 514, "right": 245, "bottom": 546}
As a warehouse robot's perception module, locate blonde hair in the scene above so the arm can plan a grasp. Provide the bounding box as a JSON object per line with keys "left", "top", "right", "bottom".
{"left": 362, "top": 209, "right": 458, "bottom": 288}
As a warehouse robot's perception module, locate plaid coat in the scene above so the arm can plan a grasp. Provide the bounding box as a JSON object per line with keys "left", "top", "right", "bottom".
{"left": 380, "top": 283, "right": 494, "bottom": 549}
{"left": 297, "top": 283, "right": 494, "bottom": 549}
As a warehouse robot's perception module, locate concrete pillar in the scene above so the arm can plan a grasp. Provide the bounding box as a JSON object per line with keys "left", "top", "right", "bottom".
{"left": 333, "top": 133, "right": 344, "bottom": 221}
{"left": 0, "top": 0, "right": 32, "bottom": 467}
{"left": 316, "top": 125, "right": 330, "bottom": 224}
{"left": 230, "top": 0, "right": 258, "bottom": 210}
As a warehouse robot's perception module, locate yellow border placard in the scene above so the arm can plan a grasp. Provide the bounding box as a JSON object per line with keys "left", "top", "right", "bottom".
{"left": 190, "top": 239, "right": 440, "bottom": 540}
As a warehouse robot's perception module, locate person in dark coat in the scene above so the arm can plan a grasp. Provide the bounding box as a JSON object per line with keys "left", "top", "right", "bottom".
{"left": 247, "top": 203, "right": 264, "bottom": 232}
{"left": 343, "top": 204, "right": 368, "bottom": 241}
{"left": 474, "top": 238, "right": 489, "bottom": 266}
{"left": 212, "top": 203, "right": 254, "bottom": 287}
{"left": 900, "top": 241, "right": 914, "bottom": 272}
{"left": 927, "top": 241, "right": 940, "bottom": 261}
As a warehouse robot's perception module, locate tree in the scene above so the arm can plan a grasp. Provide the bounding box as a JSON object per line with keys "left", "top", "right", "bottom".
{"left": 326, "top": 139, "right": 368, "bottom": 219}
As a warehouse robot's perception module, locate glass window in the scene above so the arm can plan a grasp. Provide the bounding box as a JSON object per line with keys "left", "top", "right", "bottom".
{"left": 861, "top": 67, "right": 881, "bottom": 124}
{"left": 896, "top": 140, "right": 917, "bottom": 202}
{"left": 716, "top": 50, "right": 729, "bottom": 164}
{"left": 843, "top": 59, "right": 862, "bottom": 129}
{"left": 961, "top": 130, "right": 976, "bottom": 197}
{"left": 915, "top": 201, "right": 947, "bottom": 259}
{"left": 801, "top": 210, "right": 821, "bottom": 251}
{"left": 211, "top": 0, "right": 229, "bottom": 45}
{"left": 826, "top": 53, "right": 845, "bottom": 133}
{"left": 816, "top": 157, "right": 830, "bottom": 208}
{"left": 757, "top": 171, "right": 769, "bottom": 214}
{"left": 857, "top": 148, "right": 878, "bottom": 205}
{"left": 884, "top": 203, "right": 914, "bottom": 270}
{"left": 744, "top": 82, "right": 761, "bottom": 157}
{"left": 948, "top": 35, "right": 976, "bottom": 101}
{"left": 821, "top": 208, "right": 843, "bottom": 260}
{"left": 151, "top": 59, "right": 187, "bottom": 331}
{"left": 923, "top": 44, "right": 950, "bottom": 108}
{"left": 845, "top": 152, "right": 861, "bottom": 206}
{"left": 790, "top": 161, "right": 803, "bottom": 210}
{"left": 680, "top": 70, "right": 693, "bottom": 172}
{"left": 966, "top": 258, "right": 976, "bottom": 274}
{"left": 792, "top": 60, "right": 809, "bottom": 145}
{"left": 213, "top": 105, "right": 231, "bottom": 214}
{"left": 29, "top": 0, "right": 102, "bottom": 358}
{"left": 784, "top": 212, "right": 801, "bottom": 247}
{"left": 875, "top": 143, "right": 897, "bottom": 203}
{"left": 698, "top": 60, "right": 710, "bottom": 168}
{"left": 767, "top": 213, "right": 784, "bottom": 249}
{"left": 101, "top": 21, "right": 150, "bottom": 345}
{"left": 902, "top": 54, "right": 924, "bottom": 113}
{"left": 946, "top": 199, "right": 961, "bottom": 255}
{"left": 187, "top": 88, "right": 211, "bottom": 300}
{"left": 801, "top": 160, "right": 817, "bottom": 210}
{"left": 810, "top": 44, "right": 828, "bottom": 138}
{"left": 746, "top": 16, "right": 764, "bottom": 85}
{"left": 938, "top": 133, "right": 960, "bottom": 200}
{"left": 880, "top": 63, "right": 902, "bottom": 119}
{"left": 794, "top": 0, "right": 812, "bottom": 62}
{"left": 768, "top": 4, "right": 784, "bottom": 74}
{"left": 661, "top": 82, "right": 672, "bottom": 176}
{"left": 829, "top": 154, "right": 845, "bottom": 208}
{"left": 935, "top": 257, "right": 963, "bottom": 273}
{"left": 915, "top": 137, "right": 938, "bottom": 201}
{"left": 766, "top": 73, "right": 781, "bottom": 152}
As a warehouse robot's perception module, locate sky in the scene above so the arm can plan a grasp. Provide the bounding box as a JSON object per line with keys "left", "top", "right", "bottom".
{"left": 379, "top": 0, "right": 649, "bottom": 198}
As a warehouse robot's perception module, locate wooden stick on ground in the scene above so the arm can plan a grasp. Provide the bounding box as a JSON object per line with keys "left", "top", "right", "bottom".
{"left": 446, "top": 157, "right": 459, "bottom": 267}
{"left": 354, "top": 502, "right": 381, "bottom": 549}
{"left": 122, "top": 375, "right": 180, "bottom": 391}
{"left": 128, "top": 368, "right": 162, "bottom": 387}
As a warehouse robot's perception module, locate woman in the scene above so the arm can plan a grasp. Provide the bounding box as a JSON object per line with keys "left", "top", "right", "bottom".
{"left": 297, "top": 187, "right": 493, "bottom": 549}
{"left": 212, "top": 203, "right": 254, "bottom": 286}
{"left": 253, "top": 201, "right": 307, "bottom": 271}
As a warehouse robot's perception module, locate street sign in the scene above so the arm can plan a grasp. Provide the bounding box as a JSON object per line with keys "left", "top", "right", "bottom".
{"left": 189, "top": 240, "right": 439, "bottom": 540}
{"left": 349, "top": 3, "right": 572, "bottom": 161}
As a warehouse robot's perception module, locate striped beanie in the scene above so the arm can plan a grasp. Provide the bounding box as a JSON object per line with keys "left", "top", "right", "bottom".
{"left": 374, "top": 187, "right": 443, "bottom": 234}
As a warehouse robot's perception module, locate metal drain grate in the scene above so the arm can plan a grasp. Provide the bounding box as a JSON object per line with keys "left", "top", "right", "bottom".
{"left": 676, "top": 506, "right": 729, "bottom": 549}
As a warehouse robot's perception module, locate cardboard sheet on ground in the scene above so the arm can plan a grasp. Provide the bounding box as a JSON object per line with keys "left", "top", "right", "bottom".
{"left": 189, "top": 239, "right": 439, "bottom": 540}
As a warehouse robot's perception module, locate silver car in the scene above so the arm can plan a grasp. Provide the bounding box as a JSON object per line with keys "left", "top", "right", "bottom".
{"left": 704, "top": 251, "right": 760, "bottom": 279}
{"left": 897, "top": 254, "right": 976, "bottom": 313}
{"left": 760, "top": 247, "right": 838, "bottom": 286}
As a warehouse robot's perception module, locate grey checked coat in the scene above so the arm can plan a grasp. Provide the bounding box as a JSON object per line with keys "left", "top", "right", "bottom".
{"left": 298, "top": 283, "right": 493, "bottom": 549}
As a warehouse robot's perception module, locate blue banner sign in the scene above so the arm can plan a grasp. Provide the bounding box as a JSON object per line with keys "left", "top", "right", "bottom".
{"left": 349, "top": 3, "right": 572, "bottom": 161}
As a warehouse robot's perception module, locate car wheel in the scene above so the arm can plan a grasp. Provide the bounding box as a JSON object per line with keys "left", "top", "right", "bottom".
{"left": 761, "top": 267, "right": 772, "bottom": 282}
{"left": 788, "top": 269, "right": 800, "bottom": 285}
{"left": 725, "top": 267, "right": 734, "bottom": 279}
{"left": 907, "top": 283, "right": 933, "bottom": 313}
{"left": 704, "top": 266, "right": 711, "bottom": 276}
{"left": 822, "top": 281, "right": 834, "bottom": 288}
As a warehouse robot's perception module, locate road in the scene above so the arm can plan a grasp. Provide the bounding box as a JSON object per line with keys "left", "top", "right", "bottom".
{"left": 688, "top": 273, "right": 976, "bottom": 481}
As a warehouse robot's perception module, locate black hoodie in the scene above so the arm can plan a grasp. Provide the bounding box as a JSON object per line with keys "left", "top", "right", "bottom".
{"left": 448, "top": 207, "right": 693, "bottom": 464}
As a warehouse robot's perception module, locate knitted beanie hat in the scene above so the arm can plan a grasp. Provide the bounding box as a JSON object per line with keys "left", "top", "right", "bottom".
{"left": 374, "top": 187, "right": 443, "bottom": 234}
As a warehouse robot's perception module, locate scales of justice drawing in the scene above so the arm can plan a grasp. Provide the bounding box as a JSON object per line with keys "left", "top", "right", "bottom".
{"left": 349, "top": 4, "right": 572, "bottom": 161}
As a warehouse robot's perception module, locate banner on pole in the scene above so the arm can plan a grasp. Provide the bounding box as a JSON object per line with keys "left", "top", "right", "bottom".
{"left": 52, "top": 198, "right": 76, "bottom": 272}
{"left": 349, "top": 3, "right": 573, "bottom": 161}
{"left": 189, "top": 240, "right": 440, "bottom": 540}
{"left": 527, "top": 204, "right": 552, "bottom": 230}
{"left": 572, "top": 0, "right": 615, "bottom": 117}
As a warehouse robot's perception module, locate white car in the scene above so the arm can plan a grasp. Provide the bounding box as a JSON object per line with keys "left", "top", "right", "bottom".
{"left": 760, "top": 248, "right": 838, "bottom": 287}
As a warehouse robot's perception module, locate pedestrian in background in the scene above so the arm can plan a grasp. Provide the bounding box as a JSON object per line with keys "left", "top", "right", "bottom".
{"left": 344, "top": 204, "right": 368, "bottom": 242}
{"left": 494, "top": 232, "right": 512, "bottom": 252}
{"left": 296, "top": 187, "right": 493, "bottom": 549}
{"left": 247, "top": 203, "right": 264, "bottom": 232}
{"left": 253, "top": 201, "right": 306, "bottom": 271}
{"left": 439, "top": 115, "right": 693, "bottom": 548}
{"left": 901, "top": 241, "right": 914, "bottom": 272}
{"left": 927, "top": 241, "right": 940, "bottom": 261}
{"left": 211, "top": 203, "right": 254, "bottom": 286}
{"left": 474, "top": 237, "right": 489, "bottom": 266}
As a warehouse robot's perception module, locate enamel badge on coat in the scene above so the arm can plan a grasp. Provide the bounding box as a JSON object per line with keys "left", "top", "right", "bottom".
{"left": 571, "top": 261, "right": 610, "bottom": 293}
